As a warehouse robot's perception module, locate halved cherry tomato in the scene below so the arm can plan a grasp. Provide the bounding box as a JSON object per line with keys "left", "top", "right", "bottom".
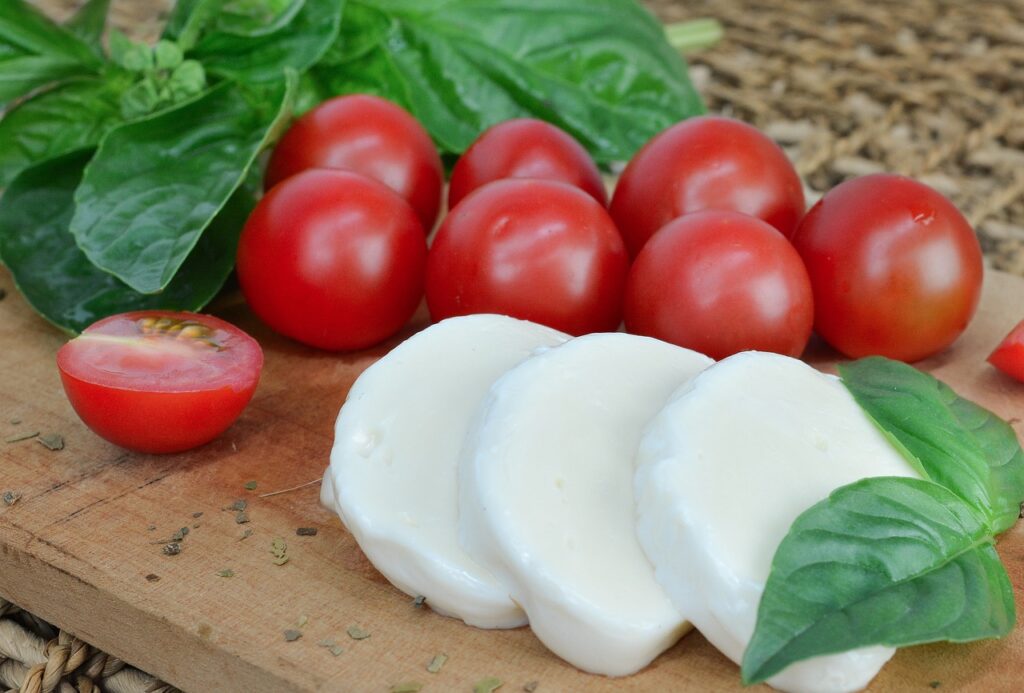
{"left": 625, "top": 211, "right": 813, "bottom": 360}
{"left": 610, "top": 116, "right": 805, "bottom": 257}
{"left": 989, "top": 320, "right": 1024, "bottom": 382}
{"left": 448, "top": 118, "right": 607, "bottom": 209}
{"left": 264, "top": 94, "right": 443, "bottom": 230}
{"left": 57, "top": 311, "right": 263, "bottom": 454}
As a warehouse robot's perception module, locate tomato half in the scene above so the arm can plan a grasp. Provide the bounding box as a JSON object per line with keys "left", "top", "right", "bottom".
{"left": 264, "top": 94, "right": 444, "bottom": 230}
{"left": 792, "top": 174, "right": 983, "bottom": 362}
{"left": 447, "top": 118, "right": 607, "bottom": 209}
{"left": 56, "top": 311, "right": 263, "bottom": 454}
{"left": 624, "top": 211, "right": 814, "bottom": 360}
{"left": 610, "top": 116, "right": 805, "bottom": 257}
{"left": 237, "top": 169, "right": 426, "bottom": 351}
{"left": 426, "top": 179, "right": 628, "bottom": 335}
{"left": 989, "top": 321, "right": 1024, "bottom": 382}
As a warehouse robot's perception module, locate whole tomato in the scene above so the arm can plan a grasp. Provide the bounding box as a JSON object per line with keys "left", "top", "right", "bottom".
{"left": 426, "top": 179, "right": 628, "bottom": 335}
{"left": 610, "top": 116, "right": 805, "bottom": 257}
{"left": 237, "top": 169, "right": 427, "bottom": 351}
{"left": 448, "top": 118, "right": 607, "bottom": 209}
{"left": 792, "top": 174, "right": 983, "bottom": 362}
{"left": 625, "top": 210, "right": 814, "bottom": 360}
{"left": 265, "top": 94, "right": 443, "bottom": 230}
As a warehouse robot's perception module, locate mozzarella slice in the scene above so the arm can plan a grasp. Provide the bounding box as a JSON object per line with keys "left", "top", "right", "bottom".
{"left": 322, "top": 314, "right": 568, "bottom": 628}
{"left": 634, "top": 351, "right": 921, "bottom": 693}
{"left": 459, "top": 333, "right": 713, "bottom": 675}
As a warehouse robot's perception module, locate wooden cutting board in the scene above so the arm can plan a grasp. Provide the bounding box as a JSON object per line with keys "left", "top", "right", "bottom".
{"left": 1, "top": 265, "right": 1022, "bottom": 693}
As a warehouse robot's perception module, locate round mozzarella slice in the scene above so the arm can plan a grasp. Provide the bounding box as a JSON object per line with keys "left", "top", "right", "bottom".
{"left": 634, "top": 351, "right": 921, "bottom": 693}
{"left": 322, "top": 314, "right": 568, "bottom": 628}
{"left": 459, "top": 333, "right": 713, "bottom": 675}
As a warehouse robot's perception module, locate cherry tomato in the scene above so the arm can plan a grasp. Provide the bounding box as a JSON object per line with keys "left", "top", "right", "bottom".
{"left": 56, "top": 311, "right": 263, "bottom": 454}
{"left": 426, "top": 179, "right": 628, "bottom": 335}
{"left": 989, "top": 320, "right": 1024, "bottom": 382}
{"left": 624, "top": 211, "right": 813, "bottom": 360}
{"left": 448, "top": 118, "right": 607, "bottom": 209}
{"left": 610, "top": 116, "right": 805, "bottom": 257}
{"left": 237, "top": 169, "right": 426, "bottom": 351}
{"left": 264, "top": 94, "right": 443, "bottom": 230}
{"left": 791, "top": 174, "right": 983, "bottom": 362}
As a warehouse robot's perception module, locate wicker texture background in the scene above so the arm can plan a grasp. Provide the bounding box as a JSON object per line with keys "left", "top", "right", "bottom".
{"left": 3, "top": 1, "right": 1023, "bottom": 692}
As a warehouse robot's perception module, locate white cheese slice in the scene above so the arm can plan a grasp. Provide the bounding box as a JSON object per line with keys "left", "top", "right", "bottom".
{"left": 459, "top": 333, "right": 713, "bottom": 675}
{"left": 322, "top": 314, "right": 568, "bottom": 628}
{"left": 634, "top": 351, "right": 921, "bottom": 693}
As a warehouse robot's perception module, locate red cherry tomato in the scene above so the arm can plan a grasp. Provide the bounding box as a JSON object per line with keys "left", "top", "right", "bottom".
{"left": 56, "top": 311, "right": 263, "bottom": 454}
{"left": 989, "top": 320, "right": 1024, "bottom": 382}
{"left": 264, "top": 94, "right": 443, "bottom": 230}
{"left": 610, "top": 116, "right": 805, "bottom": 257}
{"left": 237, "top": 169, "right": 426, "bottom": 351}
{"left": 791, "top": 174, "right": 983, "bottom": 362}
{"left": 426, "top": 179, "right": 628, "bottom": 335}
{"left": 448, "top": 118, "right": 607, "bottom": 209}
{"left": 625, "top": 211, "right": 813, "bottom": 360}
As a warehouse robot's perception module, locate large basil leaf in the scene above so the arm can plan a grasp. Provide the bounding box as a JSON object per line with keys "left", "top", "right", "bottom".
{"left": 840, "top": 357, "right": 1024, "bottom": 534}
{"left": 191, "top": 0, "right": 343, "bottom": 83}
{"left": 312, "top": 0, "right": 703, "bottom": 163}
{"left": 741, "top": 476, "right": 1015, "bottom": 685}
{"left": 70, "top": 75, "right": 295, "bottom": 295}
{"left": 65, "top": 0, "right": 111, "bottom": 56}
{"left": 0, "top": 0, "right": 98, "bottom": 66}
{"left": 0, "top": 77, "right": 124, "bottom": 188}
{"left": 0, "top": 150, "right": 250, "bottom": 334}
{"left": 0, "top": 55, "right": 91, "bottom": 105}
{"left": 213, "top": 0, "right": 307, "bottom": 37}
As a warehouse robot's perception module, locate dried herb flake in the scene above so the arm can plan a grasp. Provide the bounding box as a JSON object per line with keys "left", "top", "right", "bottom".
{"left": 296, "top": 527, "right": 317, "bottom": 536}
{"left": 283, "top": 629, "right": 302, "bottom": 642}
{"left": 235, "top": 511, "right": 250, "bottom": 524}
{"left": 145, "top": 573, "right": 161, "bottom": 582}
{"left": 296, "top": 614, "right": 309, "bottom": 628}
{"left": 162, "top": 542, "right": 181, "bottom": 556}
{"left": 5, "top": 430, "right": 39, "bottom": 443}
{"left": 523, "top": 682, "right": 539, "bottom": 692}
{"left": 412, "top": 595, "right": 426, "bottom": 609}
{"left": 391, "top": 683, "right": 423, "bottom": 693}
{"left": 216, "top": 568, "right": 235, "bottom": 578}
{"left": 192, "top": 511, "right": 203, "bottom": 518}
{"left": 37, "top": 433, "right": 64, "bottom": 450}
{"left": 271, "top": 537, "right": 288, "bottom": 565}
{"left": 9, "top": 417, "right": 21, "bottom": 425}
{"left": 318, "top": 639, "right": 344, "bottom": 656}
{"left": 2, "top": 490, "right": 22, "bottom": 506}
{"left": 426, "top": 653, "right": 447, "bottom": 674}
{"left": 171, "top": 526, "right": 190, "bottom": 542}
{"left": 346, "top": 625, "right": 370, "bottom": 640}
{"left": 474, "top": 677, "right": 503, "bottom": 693}
{"left": 227, "top": 499, "right": 247, "bottom": 512}
{"left": 239, "top": 528, "right": 254, "bottom": 541}
{"left": 244, "top": 480, "right": 258, "bottom": 491}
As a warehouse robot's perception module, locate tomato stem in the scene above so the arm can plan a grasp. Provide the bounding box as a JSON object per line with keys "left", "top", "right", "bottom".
{"left": 664, "top": 18, "right": 723, "bottom": 54}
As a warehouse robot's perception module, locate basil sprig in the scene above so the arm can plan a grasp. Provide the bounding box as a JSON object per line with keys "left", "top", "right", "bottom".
{"left": 0, "top": 0, "right": 704, "bottom": 332}
{"left": 743, "top": 358, "right": 1024, "bottom": 685}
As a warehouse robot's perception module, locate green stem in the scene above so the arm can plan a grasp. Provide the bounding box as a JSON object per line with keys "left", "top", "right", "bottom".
{"left": 664, "top": 18, "right": 723, "bottom": 54}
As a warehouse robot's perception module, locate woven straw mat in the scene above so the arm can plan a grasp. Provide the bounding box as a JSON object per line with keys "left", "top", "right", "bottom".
{"left": 3, "top": 1, "right": 1023, "bottom": 692}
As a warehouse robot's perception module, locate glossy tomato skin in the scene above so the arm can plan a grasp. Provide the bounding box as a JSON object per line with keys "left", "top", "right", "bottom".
{"left": 625, "top": 211, "right": 813, "bottom": 360}
{"left": 792, "top": 174, "right": 983, "bottom": 362}
{"left": 264, "top": 94, "right": 443, "bottom": 230}
{"left": 610, "top": 116, "right": 805, "bottom": 257}
{"left": 989, "top": 320, "right": 1024, "bottom": 382}
{"left": 447, "top": 118, "right": 607, "bottom": 209}
{"left": 237, "top": 169, "right": 427, "bottom": 351}
{"left": 426, "top": 179, "right": 628, "bottom": 335}
{"left": 56, "top": 311, "right": 263, "bottom": 454}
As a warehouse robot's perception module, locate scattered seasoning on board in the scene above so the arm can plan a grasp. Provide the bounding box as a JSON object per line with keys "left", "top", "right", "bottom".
{"left": 523, "top": 682, "right": 539, "bottom": 692}
{"left": 426, "top": 653, "right": 447, "bottom": 674}
{"left": 239, "top": 528, "right": 254, "bottom": 541}
{"left": 37, "top": 433, "right": 64, "bottom": 450}
{"left": 412, "top": 595, "right": 426, "bottom": 609}
{"left": 9, "top": 417, "right": 21, "bottom": 425}
{"left": 390, "top": 683, "right": 423, "bottom": 693}
{"left": 346, "top": 625, "right": 370, "bottom": 640}
{"left": 318, "top": 639, "right": 344, "bottom": 656}
{"left": 227, "top": 499, "right": 247, "bottom": 512}
{"left": 929, "top": 683, "right": 942, "bottom": 689}
{"left": 145, "top": 574, "right": 161, "bottom": 582}
{"left": 296, "top": 527, "right": 317, "bottom": 536}
{"left": 283, "top": 629, "right": 303, "bottom": 642}
{"left": 235, "top": 511, "right": 250, "bottom": 524}
{"left": 296, "top": 614, "right": 309, "bottom": 628}
{"left": 244, "top": 480, "right": 258, "bottom": 491}
{"left": 192, "top": 511, "right": 203, "bottom": 519}
{"left": 270, "top": 537, "right": 289, "bottom": 565}
{"left": 474, "top": 677, "right": 503, "bottom": 693}
{"left": 216, "top": 568, "right": 235, "bottom": 578}
{"left": 171, "top": 527, "right": 189, "bottom": 542}
{"left": 2, "top": 490, "right": 23, "bottom": 506}
{"left": 5, "top": 430, "right": 38, "bottom": 443}
{"left": 162, "top": 542, "right": 181, "bottom": 556}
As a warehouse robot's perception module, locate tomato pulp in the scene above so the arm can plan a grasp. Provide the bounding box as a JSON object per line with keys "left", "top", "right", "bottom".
{"left": 57, "top": 311, "right": 263, "bottom": 454}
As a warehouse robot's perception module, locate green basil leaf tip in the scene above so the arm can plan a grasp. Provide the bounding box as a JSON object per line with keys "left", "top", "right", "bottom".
{"left": 741, "top": 476, "right": 1015, "bottom": 685}
{"left": 839, "top": 357, "right": 1024, "bottom": 535}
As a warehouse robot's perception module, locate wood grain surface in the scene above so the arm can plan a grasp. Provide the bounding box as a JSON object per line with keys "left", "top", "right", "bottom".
{"left": 1, "top": 266, "right": 1022, "bottom": 693}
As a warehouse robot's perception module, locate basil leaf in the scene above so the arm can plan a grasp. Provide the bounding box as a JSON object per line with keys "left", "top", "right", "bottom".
{"left": 65, "top": 0, "right": 110, "bottom": 56}
{"left": 840, "top": 357, "right": 1024, "bottom": 534}
{"left": 0, "top": 78, "right": 124, "bottom": 188}
{"left": 0, "top": 150, "right": 250, "bottom": 334}
{"left": 312, "top": 0, "right": 703, "bottom": 163}
{"left": 70, "top": 74, "right": 296, "bottom": 294}
{"left": 742, "top": 476, "right": 1015, "bottom": 685}
{"left": 0, "top": 0, "right": 98, "bottom": 66}
{"left": 162, "top": 0, "right": 218, "bottom": 51}
{"left": 191, "top": 0, "right": 343, "bottom": 83}
{"left": 214, "top": 0, "right": 307, "bottom": 37}
{"left": 0, "top": 54, "right": 90, "bottom": 105}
